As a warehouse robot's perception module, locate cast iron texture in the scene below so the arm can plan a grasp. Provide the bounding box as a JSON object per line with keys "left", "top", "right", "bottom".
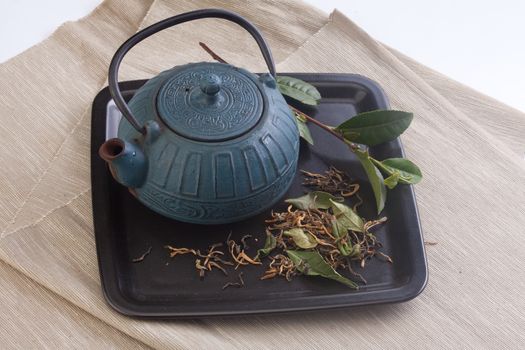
{"left": 91, "top": 73, "right": 428, "bottom": 318}
{"left": 111, "top": 62, "right": 298, "bottom": 225}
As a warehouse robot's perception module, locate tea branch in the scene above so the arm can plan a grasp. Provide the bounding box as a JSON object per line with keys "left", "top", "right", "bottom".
{"left": 198, "top": 42, "right": 422, "bottom": 214}
{"left": 199, "top": 42, "right": 227, "bottom": 64}
{"left": 289, "top": 105, "right": 359, "bottom": 151}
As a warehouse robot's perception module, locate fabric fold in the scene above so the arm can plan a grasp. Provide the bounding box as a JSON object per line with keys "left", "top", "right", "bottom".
{"left": 389, "top": 47, "right": 525, "bottom": 156}
{"left": 0, "top": 262, "right": 150, "bottom": 349}
{"left": 0, "top": 0, "right": 156, "bottom": 235}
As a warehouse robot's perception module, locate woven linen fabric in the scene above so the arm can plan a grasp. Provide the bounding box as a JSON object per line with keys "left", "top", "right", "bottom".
{"left": 276, "top": 11, "right": 525, "bottom": 348}
{"left": 389, "top": 47, "right": 525, "bottom": 158}
{"left": 1, "top": 0, "right": 524, "bottom": 348}
{"left": 0, "top": 0, "right": 328, "bottom": 237}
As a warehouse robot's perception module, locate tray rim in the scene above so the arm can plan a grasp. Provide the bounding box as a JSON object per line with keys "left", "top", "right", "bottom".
{"left": 91, "top": 73, "right": 428, "bottom": 318}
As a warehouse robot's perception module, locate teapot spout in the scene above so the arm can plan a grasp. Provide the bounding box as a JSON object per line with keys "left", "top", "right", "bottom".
{"left": 99, "top": 138, "right": 147, "bottom": 188}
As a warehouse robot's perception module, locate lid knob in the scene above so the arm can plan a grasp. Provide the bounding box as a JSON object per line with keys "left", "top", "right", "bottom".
{"left": 200, "top": 74, "right": 221, "bottom": 95}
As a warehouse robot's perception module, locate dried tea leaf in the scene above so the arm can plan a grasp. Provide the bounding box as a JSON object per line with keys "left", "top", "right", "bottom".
{"left": 301, "top": 167, "right": 359, "bottom": 197}
{"left": 238, "top": 251, "right": 262, "bottom": 265}
{"left": 286, "top": 250, "right": 358, "bottom": 289}
{"left": 330, "top": 199, "right": 365, "bottom": 233}
{"left": 284, "top": 228, "right": 318, "bottom": 249}
{"left": 164, "top": 246, "right": 197, "bottom": 258}
{"left": 285, "top": 191, "right": 342, "bottom": 210}
{"left": 276, "top": 76, "right": 321, "bottom": 105}
{"left": 132, "top": 246, "right": 152, "bottom": 263}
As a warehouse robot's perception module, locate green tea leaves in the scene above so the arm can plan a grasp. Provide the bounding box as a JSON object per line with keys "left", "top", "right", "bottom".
{"left": 337, "top": 241, "right": 361, "bottom": 257}
{"left": 256, "top": 231, "right": 277, "bottom": 259}
{"left": 330, "top": 202, "right": 364, "bottom": 256}
{"left": 285, "top": 191, "right": 342, "bottom": 210}
{"left": 355, "top": 150, "right": 387, "bottom": 214}
{"left": 284, "top": 228, "right": 318, "bottom": 249}
{"left": 331, "top": 219, "right": 359, "bottom": 257}
{"left": 336, "top": 110, "right": 413, "bottom": 146}
{"left": 294, "top": 112, "right": 314, "bottom": 145}
{"left": 330, "top": 200, "right": 364, "bottom": 232}
{"left": 286, "top": 250, "right": 358, "bottom": 289}
{"left": 331, "top": 218, "right": 347, "bottom": 240}
{"left": 277, "top": 76, "right": 321, "bottom": 105}
{"left": 371, "top": 158, "right": 422, "bottom": 185}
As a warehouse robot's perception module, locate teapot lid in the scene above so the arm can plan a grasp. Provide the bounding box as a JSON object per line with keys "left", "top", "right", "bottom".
{"left": 156, "top": 62, "right": 264, "bottom": 142}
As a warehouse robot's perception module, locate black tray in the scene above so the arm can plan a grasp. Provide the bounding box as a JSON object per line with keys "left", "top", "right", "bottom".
{"left": 91, "top": 73, "right": 427, "bottom": 317}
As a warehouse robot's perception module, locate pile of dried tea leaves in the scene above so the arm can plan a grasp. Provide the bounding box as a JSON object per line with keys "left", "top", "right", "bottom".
{"left": 163, "top": 233, "right": 262, "bottom": 289}
{"left": 161, "top": 167, "right": 390, "bottom": 290}
{"left": 256, "top": 167, "right": 389, "bottom": 289}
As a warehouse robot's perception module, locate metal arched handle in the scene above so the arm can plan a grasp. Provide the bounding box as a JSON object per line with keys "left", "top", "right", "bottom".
{"left": 108, "top": 8, "right": 276, "bottom": 134}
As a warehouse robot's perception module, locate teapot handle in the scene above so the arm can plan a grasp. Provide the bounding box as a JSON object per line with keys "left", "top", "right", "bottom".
{"left": 108, "top": 8, "right": 277, "bottom": 134}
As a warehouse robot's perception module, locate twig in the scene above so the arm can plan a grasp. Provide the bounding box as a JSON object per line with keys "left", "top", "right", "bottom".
{"left": 376, "top": 251, "right": 393, "bottom": 263}
{"left": 347, "top": 260, "right": 367, "bottom": 284}
{"left": 290, "top": 106, "right": 359, "bottom": 151}
{"left": 238, "top": 272, "right": 245, "bottom": 286}
{"left": 199, "top": 42, "right": 227, "bottom": 63}
{"left": 222, "top": 272, "right": 245, "bottom": 290}
{"left": 132, "top": 246, "right": 152, "bottom": 263}
{"left": 222, "top": 282, "right": 241, "bottom": 290}
{"left": 240, "top": 234, "right": 252, "bottom": 250}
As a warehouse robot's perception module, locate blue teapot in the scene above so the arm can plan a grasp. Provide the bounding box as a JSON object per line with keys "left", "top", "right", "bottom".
{"left": 99, "top": 9, "right": 299, "bottom": 224}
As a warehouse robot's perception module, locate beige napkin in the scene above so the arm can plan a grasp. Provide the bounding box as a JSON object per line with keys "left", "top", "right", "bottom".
{"left": 1, "top": 0, "right": 524, "bottom": 348}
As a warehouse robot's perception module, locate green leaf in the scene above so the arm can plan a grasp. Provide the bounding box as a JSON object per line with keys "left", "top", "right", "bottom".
{"left": 285, "top": 191, "right": 342, "bottom": 210}
{"left": 331, "top": 219, "right": 351, "bottom": 256}
{"left": 383, "top": 172, "right": 400, "bottom": 189}
{"left": 283, "top": 228, "right": 317, "bottom": 249}
{"left": 337, "top": 243, "right": 351, "bottom": 256}
{"left": 340, "top": 242, "right": 361, "bottom": 257}
{"left": 276, "top": 76, "right": 321, "bottom": 105}
{"left": 348, "top": 243, "right": 361, "bottom": 258}
{"left": 294, "top": 113, "right": 314, "bottom": 145}
{"left": 330, "top": 218, "right": 347, "bottom": 240}
{"left": 371, "top": 158, "right": 422, "bottom": 185}
{"left": 256, "top": 231, "right": 277, "bottom": 259}
{"left": 330, "top": 200, "right": 364, "bottom": 232}
{"left": 330, "top": 205, "right": 364, "bottom": 257}
{"left": 336, "top": 110, "right": 413, "bottom": 146}
{"left": 286, "top": 250, "right": 358, "bottom": 289}
{"left": 355, "top": 149, "right": 387, "bottom": 214}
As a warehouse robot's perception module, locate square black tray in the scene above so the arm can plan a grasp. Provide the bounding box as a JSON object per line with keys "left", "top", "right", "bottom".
{"left": 91, "top": 73, "right": 427, "bottom": 317}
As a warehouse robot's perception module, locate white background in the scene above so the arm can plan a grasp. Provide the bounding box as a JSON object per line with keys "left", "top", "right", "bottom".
{"left": 0, "top": 0, "right": 523, "bottom": 112}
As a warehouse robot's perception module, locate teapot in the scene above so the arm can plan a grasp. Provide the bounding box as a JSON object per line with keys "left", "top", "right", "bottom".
{"left": 99, "top": 9, "right": 299, "bottom": 225}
